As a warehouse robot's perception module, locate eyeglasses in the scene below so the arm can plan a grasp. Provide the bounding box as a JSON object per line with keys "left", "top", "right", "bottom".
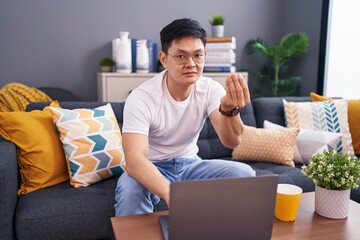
{"left": 165, "top": 52, "right": 206, "bottom": 65}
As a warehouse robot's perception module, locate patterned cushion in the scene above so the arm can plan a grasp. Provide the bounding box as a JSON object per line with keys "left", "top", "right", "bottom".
{"left": 49, "top": 103, "right": 126, "bottom": 187}
{"left": 0, "top": 101, "right": 68, "bottom": 195}
{"left": 232, "top": 125, "right": 299, "bottom": 167}
{"left": 310, "top": 92, "right": 360, "bottom": 155}
{"left": 283, "top": 99, "right": 355, "bottom": 156}
{"left": 264, "top": 120, "right": 342, "bottom": 164}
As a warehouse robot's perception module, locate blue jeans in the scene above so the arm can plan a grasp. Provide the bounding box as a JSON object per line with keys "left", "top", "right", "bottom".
{"left": 114, "top": 157, "right": 255, "bottom": 216}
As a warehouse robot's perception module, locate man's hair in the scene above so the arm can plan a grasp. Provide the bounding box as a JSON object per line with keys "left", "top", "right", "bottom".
{"left": 160, "top": 18, "right": 207, "bottom": 53}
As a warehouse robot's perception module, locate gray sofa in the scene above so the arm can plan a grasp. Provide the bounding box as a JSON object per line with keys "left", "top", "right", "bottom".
{"left": 1, "top": 96, "right": 359, "bottom": 240}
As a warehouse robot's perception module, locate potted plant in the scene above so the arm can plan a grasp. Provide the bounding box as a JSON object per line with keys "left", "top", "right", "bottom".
{"left": 99, "top": 57, "right": 116, "bottom": 72}
{"left": 245, "top": 33, "right": 309, "bottom": 97}
{"left": 209, "top": 14, "right": 225, "bottom": 37}
{"left": 302, "top": 150, "right": 360, "bottom": 219}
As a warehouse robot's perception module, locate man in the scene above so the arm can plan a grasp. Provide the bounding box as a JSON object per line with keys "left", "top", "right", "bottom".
{"left": 114, "top": 18, "right": 255, "bottom": 216}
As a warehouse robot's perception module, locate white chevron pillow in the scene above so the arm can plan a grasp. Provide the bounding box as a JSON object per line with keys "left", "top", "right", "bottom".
{"left": 283, "top": 99, "right": 354, "bottom": 156}
{"left": 49, "top": 104, "right": 126, "bottom": 188}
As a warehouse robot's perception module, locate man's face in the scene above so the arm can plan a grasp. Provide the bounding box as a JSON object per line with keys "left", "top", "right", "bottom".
{"left": 160, "top": 36, "right": 206, "bottom": 88}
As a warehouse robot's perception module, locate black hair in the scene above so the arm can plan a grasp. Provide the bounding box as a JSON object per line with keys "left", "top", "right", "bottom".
{"left": 160, "top": 18, "right": 207, "bottom": 53}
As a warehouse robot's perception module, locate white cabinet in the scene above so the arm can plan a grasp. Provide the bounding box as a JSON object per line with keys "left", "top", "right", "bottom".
{"left": 97, "top": 72, "right": 248, "bottom": 102}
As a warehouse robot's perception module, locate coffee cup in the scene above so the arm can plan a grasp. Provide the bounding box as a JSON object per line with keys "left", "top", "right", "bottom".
{"left": 275, "top": 184, "right": 302, "bottom": 222}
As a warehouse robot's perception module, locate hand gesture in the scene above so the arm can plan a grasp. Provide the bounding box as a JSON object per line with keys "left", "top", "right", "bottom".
{"left": 220, "top": 73, "right": 250, "bottom": 111}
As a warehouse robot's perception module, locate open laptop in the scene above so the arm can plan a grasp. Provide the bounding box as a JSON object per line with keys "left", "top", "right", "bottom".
{"left": 159, "top": 175, "right": 278, "bottom": 240}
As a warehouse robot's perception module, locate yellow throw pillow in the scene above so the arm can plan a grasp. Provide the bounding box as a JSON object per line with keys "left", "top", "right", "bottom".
{"left": 310, "top": 92, "right": 360, "bottom": 155}
{"left": 0, "top": 101, "right": 68, "bottom": 196}
{"left": 232, "top": 126, "right": 299, "bottom": 167}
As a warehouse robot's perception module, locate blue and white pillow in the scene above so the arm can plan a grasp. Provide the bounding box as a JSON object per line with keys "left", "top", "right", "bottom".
{"left": 282, "top": 99, "right": 354, "bottom": 156}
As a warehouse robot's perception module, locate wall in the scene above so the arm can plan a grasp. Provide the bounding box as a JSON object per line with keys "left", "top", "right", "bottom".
{"left": 0, "top": 0, "right": 321, "bottom": 100}
{"left": 284, "top": 0, "right": 322, "bottom": 96}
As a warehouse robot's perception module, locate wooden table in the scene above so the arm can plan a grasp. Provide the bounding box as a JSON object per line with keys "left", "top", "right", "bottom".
{"left": 111, "top": 192, "right": 360, "bottom": 239}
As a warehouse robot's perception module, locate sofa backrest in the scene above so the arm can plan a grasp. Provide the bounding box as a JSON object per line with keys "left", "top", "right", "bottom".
{"left": 252, "top": 97, "right": 311, "bottom": 128}
{"left": 27, "top": 97, "right": 310, "bottom": 159}
{"left": 27, "top": 101, "right": 258, "bottom": 160}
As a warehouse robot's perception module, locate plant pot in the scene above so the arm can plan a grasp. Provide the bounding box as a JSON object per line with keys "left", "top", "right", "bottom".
{"left": 211, "top": 25, "right": 224, "bottom": 37}
{"left": 315, "top": 185, "right": 350, "bottom": 219}
{"left": 101, "top": 66, "right": 113, "bottom": 73}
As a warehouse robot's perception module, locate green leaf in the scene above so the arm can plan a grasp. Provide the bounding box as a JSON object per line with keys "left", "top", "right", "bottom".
{"left": 244, "top": 32, "right": 309, "bottom": 97}
{"left": 280, "top": 33, "right": 309, "bottom": 58}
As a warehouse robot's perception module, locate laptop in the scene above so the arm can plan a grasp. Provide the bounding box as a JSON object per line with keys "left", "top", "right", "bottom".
{"left": 159, "top": 175, "right": 278, "bottom": 240}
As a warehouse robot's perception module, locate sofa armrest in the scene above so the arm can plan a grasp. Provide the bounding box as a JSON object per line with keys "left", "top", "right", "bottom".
{"left": 0, "top": 136, "right": 18, "bottom": 240}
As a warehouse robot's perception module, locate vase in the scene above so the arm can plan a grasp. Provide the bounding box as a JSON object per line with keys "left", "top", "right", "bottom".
{"left": 136, "top": 39, "right": 150, "bottom": 73}
{"left": 211, "top": 25, "right": 224, "bottom": 37}
{"left": 116, "top": 31, "right": 132, "bottom": 73}
{"left": 315, "top": 185, "right": 350, "bottom": 219}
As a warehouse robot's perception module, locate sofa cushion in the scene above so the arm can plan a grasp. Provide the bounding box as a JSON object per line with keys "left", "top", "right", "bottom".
{"left": 232, "top": 126, "right": 299, "bottom": 167}
{"left": 0, "top": 101, "right": 68, "bottom": 196}
{"left": 15, "top": 178, "right": 118, "bottom": 240}
{"left": 252, "top": 97, "right": 311, "bottom": 128}
{"left": 27, "top": 102, "right": 125, "bottom": 128}
{"left": 283, "top": 99, "right": 355, "bottom": 156}
{"left": 244, "top": 161, "right": 315, "bottom": 192}
{"left": 49, "top": 103, "right": 126, "bottom": 188}
{"left": 264, "top": 120, "right": 342, "bottom": 164}
{"left": 310, "top": 92, "right": 360, "bottom": 156}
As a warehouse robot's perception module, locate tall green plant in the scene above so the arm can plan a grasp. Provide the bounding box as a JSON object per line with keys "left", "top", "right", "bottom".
{"left": 245, "top": 33, "right": 309, "bottom": 97}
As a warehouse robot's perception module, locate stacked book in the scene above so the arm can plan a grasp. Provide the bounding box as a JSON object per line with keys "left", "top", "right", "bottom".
{"left": 204, "top": 36, "right": 236, "bottom": 73}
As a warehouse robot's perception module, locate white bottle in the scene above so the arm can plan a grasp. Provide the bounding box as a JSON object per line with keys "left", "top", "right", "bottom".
{"left": 116, "top": 31, "right": 132, "bottom": 73}
{"left": 136, "top": 39, "right": 150, "bottom": 73}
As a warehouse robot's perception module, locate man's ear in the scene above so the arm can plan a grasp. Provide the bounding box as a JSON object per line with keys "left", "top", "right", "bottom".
{"left": 158, "top": 51, "right": 167, "bottom": 68}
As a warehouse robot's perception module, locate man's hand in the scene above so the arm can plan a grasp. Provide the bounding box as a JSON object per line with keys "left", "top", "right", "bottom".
{"left": 220, "top": 73, "right": 250, "bottom": 112}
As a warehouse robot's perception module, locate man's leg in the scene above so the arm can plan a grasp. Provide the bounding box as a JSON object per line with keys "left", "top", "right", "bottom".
{"left": 114, "top": 159, "right": 179, "bottom": 216}
{"left": 181, "top": 158, "right": 256, "bottom": 180}
{"left": 114, "top": 171, "right": 161, "bottom": 216}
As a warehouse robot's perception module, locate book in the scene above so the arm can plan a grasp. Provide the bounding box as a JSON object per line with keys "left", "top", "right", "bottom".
{"left": 204, "top": 62, "right": 235, "bottom": 67}
{"left": 147, "top": 40, "right": 158, "bottom": 73}
{"left": 206, "top": 49, "right": 235, "bottom": 59}
{"left": 205, "top": 50, "right": 236, "bottom": 64}
{"left": 203, "top": 65, "right": 236, "bottom": 73}
{"left": 206, "top": 42, "right": 236, "bottom": 50}
{"left": 207, "top": 36, "right": 236, "bottom": 43}
{"left": 205, "top": 58, "right": 236, "bottom": 64}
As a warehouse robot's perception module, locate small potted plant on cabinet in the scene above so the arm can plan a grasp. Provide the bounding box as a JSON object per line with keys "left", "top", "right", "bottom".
{"left": 99, "top": 57, "right": 116, "bottom": 72}
{"left": 209, "top": 14, "right": 225, "bottom": 37}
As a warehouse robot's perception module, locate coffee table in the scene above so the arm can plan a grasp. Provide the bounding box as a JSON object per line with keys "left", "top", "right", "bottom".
{"left": 111, "top": 192, "right": 360, "bottom": 239}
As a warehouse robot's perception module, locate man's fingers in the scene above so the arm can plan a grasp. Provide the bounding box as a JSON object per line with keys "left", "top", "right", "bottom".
{"left": 236, "top": 74, "right": 250, "bottom": 104}
{"left": 226, "top": 74, "right": 249, "bottom": 107}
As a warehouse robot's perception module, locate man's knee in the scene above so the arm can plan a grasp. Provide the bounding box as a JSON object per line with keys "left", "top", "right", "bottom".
{"left": 217, "top": 160, "right": 256, "bottom": 178}
{"left": 115, "top": 172, "right": 143, "bottom": 197}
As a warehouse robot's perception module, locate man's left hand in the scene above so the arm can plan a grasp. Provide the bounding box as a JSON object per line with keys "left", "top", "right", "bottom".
{"left": 220, "top": 73, "right": 250, "bottom": 112}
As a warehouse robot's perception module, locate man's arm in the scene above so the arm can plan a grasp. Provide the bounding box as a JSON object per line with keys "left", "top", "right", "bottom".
{"left": 209, "top": 73, "right": 250, "bottom": 149}
{"left": 122, "top": 133, "right": 171, "bottom": 206}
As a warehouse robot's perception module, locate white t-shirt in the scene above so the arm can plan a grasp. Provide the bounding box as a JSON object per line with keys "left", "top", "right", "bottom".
{"left": 122, "top": 71, "right": 225, "bottom": 161}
